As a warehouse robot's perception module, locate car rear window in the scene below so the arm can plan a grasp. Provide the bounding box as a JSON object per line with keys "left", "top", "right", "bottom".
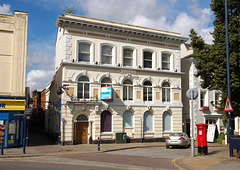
{"left": 169, "top": 133, "right": 183, "bottom": 136}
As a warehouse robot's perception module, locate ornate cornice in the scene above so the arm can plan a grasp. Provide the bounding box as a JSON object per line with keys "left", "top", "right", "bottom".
{"left": 56, "top": 14, "right": 188, "bottom": 44}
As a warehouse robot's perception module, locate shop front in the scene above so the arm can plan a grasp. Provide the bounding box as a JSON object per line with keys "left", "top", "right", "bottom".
{"left": 0, "top": 97, "right": 26, "bottom": 147}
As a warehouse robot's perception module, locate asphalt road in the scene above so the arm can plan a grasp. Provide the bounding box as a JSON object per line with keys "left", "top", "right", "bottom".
{"left": 1, "top": 159, "right": 126, "bottom": 170}
{"left": 0, "top": 147, "right": 231, "bottom": 170}
{"left": 1, "top": 147, "right": 191, "bottom": 170}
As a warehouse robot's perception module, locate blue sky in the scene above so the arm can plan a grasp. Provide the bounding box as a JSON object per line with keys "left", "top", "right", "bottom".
{"left": 0, "top": 0, "right": 214, "bottom": 92}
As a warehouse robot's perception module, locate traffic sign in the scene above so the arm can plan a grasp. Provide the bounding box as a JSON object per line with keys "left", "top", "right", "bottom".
{"left": 224, "top": 96, "right": 234, "bottom": 112}
{"left": 186, "top": 88, "right": 198, "bottom": 100}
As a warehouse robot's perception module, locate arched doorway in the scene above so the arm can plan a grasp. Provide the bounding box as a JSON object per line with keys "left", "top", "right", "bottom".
{"left": 101, "top": 110, "right": 112, "bottom": 132}
{"left": 75, "top": 115, "right": 88, "bottom": 144}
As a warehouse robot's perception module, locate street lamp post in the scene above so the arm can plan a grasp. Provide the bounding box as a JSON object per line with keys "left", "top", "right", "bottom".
{"left": 56, "top": 86, "right": 64, "bottom": 145}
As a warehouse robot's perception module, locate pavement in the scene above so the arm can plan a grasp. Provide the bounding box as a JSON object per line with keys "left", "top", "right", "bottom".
{"left": 1, "top": 132, "right": 239, "bottom": 170}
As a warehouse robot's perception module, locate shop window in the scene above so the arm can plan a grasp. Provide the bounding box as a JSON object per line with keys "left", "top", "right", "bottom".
{"left": 144, "top": 111, "right": 153, "bottom": 132}
{"left": 8, "top": 120, "right": 21, "bottom": 145}
{"left": 123, "top": 111, "right": 133, "bottom": 128}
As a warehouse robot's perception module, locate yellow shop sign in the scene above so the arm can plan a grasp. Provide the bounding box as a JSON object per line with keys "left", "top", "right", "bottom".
{"left": 0, "top": 99, "right": 26, "bottom": 111}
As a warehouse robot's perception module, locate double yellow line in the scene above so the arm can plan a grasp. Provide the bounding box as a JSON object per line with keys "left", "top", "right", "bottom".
{"left": 171, "top": 157, "right": 186, "bottom": 170}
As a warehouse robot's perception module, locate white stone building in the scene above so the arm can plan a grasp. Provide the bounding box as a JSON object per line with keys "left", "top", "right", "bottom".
{"left": 47, "top": 13, "right": 188, "bottom": 144}
{"left": 181, "top": 43, "right": 224, "bottom": 139}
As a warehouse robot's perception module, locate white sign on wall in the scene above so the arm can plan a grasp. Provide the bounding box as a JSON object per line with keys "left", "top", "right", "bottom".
{"left": 207, "top": 124, "right": 216, "bottom": 142}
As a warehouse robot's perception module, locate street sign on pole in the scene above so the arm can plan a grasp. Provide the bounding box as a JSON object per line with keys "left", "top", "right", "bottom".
{"left": 186, "top": 88, "right": 198, "bottom": 157}
{"left": 224, "top": 96, "right": 234, "bottom": 112}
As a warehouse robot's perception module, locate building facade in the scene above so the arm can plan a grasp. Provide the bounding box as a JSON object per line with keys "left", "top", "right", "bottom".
{"left": 0, "top": 11, "right": 28, "bottom": 147}
{"left": 31, "top": 89, "right": 46, "bottom": 132}
{"left": 181, "top": 43, "right": 223, "bottom": 140}
{"left": 48, "top": 14, "right": 188, "bottom": 144}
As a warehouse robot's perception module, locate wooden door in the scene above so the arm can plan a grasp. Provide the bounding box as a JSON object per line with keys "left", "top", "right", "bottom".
{"left": 76, "top": 122, "right": 88, "bottom": 144}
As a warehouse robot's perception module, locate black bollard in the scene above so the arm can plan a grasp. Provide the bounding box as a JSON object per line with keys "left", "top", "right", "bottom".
{"left": 1, "top": 139, "right": 3, "bottom": 155}
{"left": 23, "top": 118, "right": 26, "bottom": 154}
{"left": 98, "top": 137, "right": 100, "bottom": 151}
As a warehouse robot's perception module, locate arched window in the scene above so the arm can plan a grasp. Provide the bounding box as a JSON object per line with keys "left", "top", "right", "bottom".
{"left": 101, "top": 111, "right": 112, "bottom": 132}
{"left": 163, "top": 111, "right": 171, "bottom": 131}
{"left": 77, "top": 76, "right": 89, "bottom": 99}
{"left": 123, "top": 111, "right": 133, "bottom": 128}
{"left": 162, "top": 82, "right": 170, "bottom": 102}
{"left": 123, "top": 79, "right": 133, "bottom": 100}
{"left": 76, "top": 115, "right": 88, "bottom": 121}
{"left": 101, "top": 45, "right": 113, "bottom": 64}
{"left": 101, "top": 77, "right": 112, "bottom": 87}
{"left": 144, "top": 111, "right": 153, "bottom": 132}
{"left": 143, "top": 81, "right": 152, "bottom": 101}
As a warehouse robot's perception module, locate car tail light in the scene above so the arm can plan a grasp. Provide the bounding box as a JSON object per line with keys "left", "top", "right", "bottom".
{"left": 179, "top": 137, "right": 185, "bottom": 140}
{"left": 166, "top": 137, "right": 170, "bottom": 140}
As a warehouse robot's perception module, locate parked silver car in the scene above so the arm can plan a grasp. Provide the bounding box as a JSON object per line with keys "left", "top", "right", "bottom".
{"left": 165, "top": 132, "right": 191, "bottom": 149}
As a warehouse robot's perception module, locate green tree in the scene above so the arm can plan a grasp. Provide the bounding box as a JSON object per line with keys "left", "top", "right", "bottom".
{"left": 189, "top": 0, "right": 240, "bottom": 116}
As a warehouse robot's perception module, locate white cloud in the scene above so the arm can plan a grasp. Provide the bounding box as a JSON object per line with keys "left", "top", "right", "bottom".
{"left": 26, "top": 70, "right": 54, "bottom": 91}
{"left": 0, "top": 4, "right": 13, "bottom": 15}
{"left": 27, "top": 41, "right": 55, "bottom": 71}
{"left": 129, "top": 15, "right": 171, "bottom": 32}
{"left": 74, "top": 0, "right": 213, "bottom": 44}
{"left": 75, "top": 0, "right": 166, "bottom": 23}
{"left": 26, "top": 41, "right": 55, "bottom": 91}
{"left": 128, "top": 10, "right": 213, "bottom": 44}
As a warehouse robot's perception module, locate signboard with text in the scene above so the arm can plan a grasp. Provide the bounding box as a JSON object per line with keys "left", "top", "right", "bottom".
{"left": 101, "top": 86, "right": 112, "bottom": 100}
{"left": 0, "top": 99, "right": 26, "bottom": 111}
{"left": 207, "top": 124, "right": 216, "bottom": 142}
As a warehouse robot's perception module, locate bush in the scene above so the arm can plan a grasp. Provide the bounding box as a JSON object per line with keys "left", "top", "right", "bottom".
{"left": 216, "top": 132, "right": 225, "bottom": 144}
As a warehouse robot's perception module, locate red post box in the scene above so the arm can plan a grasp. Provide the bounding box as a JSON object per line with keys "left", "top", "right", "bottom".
{"left": 196, "top": 123, "right": 208, "bottom": 155}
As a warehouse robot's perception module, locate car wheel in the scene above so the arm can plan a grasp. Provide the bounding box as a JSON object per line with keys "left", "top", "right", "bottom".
{"left": 166, "top": 145, "right": 169, "bottom": 149}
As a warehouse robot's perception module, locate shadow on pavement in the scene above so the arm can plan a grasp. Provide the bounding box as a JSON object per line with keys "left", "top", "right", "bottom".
{"left": 208, "top": 150, "right": 221, "bottom": 155}
{"left": 28, "top": 131, "right": 56, "bottom": 146}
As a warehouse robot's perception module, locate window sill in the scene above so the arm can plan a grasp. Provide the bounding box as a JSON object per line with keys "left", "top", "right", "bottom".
{"left": 143, "top": 132, "right": 154, "bottom": 134}
{"left": 100, "top": 132, "right": 113, "bottom": 135}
